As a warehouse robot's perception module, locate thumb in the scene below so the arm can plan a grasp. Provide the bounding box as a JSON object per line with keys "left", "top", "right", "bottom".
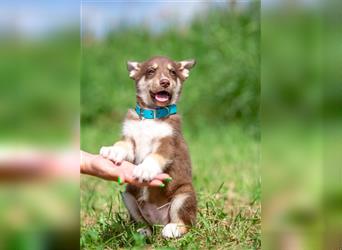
{"left": 148, "top": 179, "right": 166, "bottom": 188}
{"left": 154, "top": 173, "right": 172, "bottom": 182}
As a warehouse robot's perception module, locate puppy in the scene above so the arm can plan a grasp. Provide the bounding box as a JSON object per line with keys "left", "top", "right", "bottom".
{"left": 100, "top": 56, "right": 197, "bottom": 238}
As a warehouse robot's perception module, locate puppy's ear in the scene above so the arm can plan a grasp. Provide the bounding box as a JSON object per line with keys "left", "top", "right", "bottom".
{"left": 177, "top": 59, "right": 196, "bottom": 79}
{"left": 127, "top": 61, "right": 140, "bottom": 79}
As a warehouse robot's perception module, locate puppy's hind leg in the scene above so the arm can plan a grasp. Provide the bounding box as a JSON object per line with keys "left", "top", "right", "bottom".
{"left": 162, "top": 192, "right": 197, "bottom": 239}
{"left": 121, "top": 187, "right": 152, "bottom": 237}
{"left": 121, "top": 191, "right": 144, "bottom": 223}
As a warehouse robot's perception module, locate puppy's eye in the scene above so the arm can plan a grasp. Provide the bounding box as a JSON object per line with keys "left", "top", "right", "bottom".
{"left": 147, "top": 69, "right": 155, "bottom": 76}
{"left": 169, "top": 69, "right": 176, "bottom": 76}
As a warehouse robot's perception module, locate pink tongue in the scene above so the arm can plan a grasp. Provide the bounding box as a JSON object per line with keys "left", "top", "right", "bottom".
{"left": 155, "top": 93, "right": 169, "bottom": 102}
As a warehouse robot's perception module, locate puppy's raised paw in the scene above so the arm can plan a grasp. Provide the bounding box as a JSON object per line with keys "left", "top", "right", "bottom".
{"left": 99, "top": 145, "right": 127, "bottom": 164}
{"left": 133, "top": 157, "right": 162, "bottom": 182}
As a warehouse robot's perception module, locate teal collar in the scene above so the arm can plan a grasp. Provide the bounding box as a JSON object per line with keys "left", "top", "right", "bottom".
{"left": 135, "top": 103, "right": 177, "bottom": 119}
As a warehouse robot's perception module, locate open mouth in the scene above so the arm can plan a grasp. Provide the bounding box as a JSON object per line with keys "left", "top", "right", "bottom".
{"left": 150, "top": 91, "right": 172, "bottom": 104}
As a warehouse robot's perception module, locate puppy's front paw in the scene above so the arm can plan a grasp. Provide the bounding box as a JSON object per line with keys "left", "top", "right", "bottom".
{"left": 133, "top": 157, "right": 162, "bottom": 182}
{"left": 99, "top": 145, "right": 127, "bottom": 164}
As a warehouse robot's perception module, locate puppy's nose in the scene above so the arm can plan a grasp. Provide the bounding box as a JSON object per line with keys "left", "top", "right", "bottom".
{"left": 160, "top": 79, "right": 170, "bottom": 88}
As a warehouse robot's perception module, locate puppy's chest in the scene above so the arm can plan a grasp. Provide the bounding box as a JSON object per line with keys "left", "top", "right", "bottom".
{"left": 122, "top": 119, "right": 173, "bottom": 164}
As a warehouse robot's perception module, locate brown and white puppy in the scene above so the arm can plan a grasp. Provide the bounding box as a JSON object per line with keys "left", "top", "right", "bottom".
{"left": 100, "top": 56, "right": 196, "bottom": 238}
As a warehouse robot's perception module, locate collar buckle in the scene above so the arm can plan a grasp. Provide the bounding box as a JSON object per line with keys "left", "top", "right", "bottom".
{"left": 156, "top": 106, "right": 170, "bottom": 119}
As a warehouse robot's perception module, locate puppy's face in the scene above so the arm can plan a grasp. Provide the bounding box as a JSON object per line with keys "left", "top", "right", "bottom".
{"left": 127, "top": 56, "right": 195, "bottom": 107}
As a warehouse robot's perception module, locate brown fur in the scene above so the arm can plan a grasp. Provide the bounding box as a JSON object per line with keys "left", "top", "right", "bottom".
{"left": 106, "top": 56, "right": 197, "bottom": 238}
{"left": 124, "top": 112, "right": 197, "bottom": 227}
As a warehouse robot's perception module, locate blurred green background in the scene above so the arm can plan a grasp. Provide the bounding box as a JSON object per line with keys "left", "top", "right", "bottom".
{"left": 81, "top": 4, "right": 260, "bottom": 134}
{"left": 0, "top": 35, "right": 79, "bottom": 144}
{"left": 81, "top": 2, "right": 260, "bottom": 249}
{"left": 0, "top": 2, "right": 80, "bottom": 250}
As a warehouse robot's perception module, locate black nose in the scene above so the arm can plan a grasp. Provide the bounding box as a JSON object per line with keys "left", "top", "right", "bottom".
{"left": 160, "top": 79, "right": 170, "bottom": 88}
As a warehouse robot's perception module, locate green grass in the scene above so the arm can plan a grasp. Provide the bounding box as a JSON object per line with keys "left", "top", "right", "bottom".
{"left": 80, "top": 123, "right": 260, "bottom": 249}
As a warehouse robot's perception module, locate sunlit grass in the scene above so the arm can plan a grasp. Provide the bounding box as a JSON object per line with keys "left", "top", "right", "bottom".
{"left": 80, "top": 124, "right": 260, "bottom": 249}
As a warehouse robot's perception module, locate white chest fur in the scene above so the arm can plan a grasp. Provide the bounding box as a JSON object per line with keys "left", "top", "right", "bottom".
{"left": 122, "top": 119, "right": 173, "bottom": 164}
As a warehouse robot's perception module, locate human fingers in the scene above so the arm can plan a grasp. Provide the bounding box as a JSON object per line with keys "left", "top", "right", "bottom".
{"left": 91, "top": 156, "right": 125, "bottom": 183}
{"left": 154, "top": 173, "right": 172, "bottom": 183}
{"left": 148, "top": 179, "right": 166, "bottom": 187}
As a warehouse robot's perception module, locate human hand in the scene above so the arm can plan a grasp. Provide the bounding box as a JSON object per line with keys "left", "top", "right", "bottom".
{"left": 80, "top": 151, "right": 171, "bottom": 187}
{"left": 119, "top": 161, "right": 171, "bottom": 187}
